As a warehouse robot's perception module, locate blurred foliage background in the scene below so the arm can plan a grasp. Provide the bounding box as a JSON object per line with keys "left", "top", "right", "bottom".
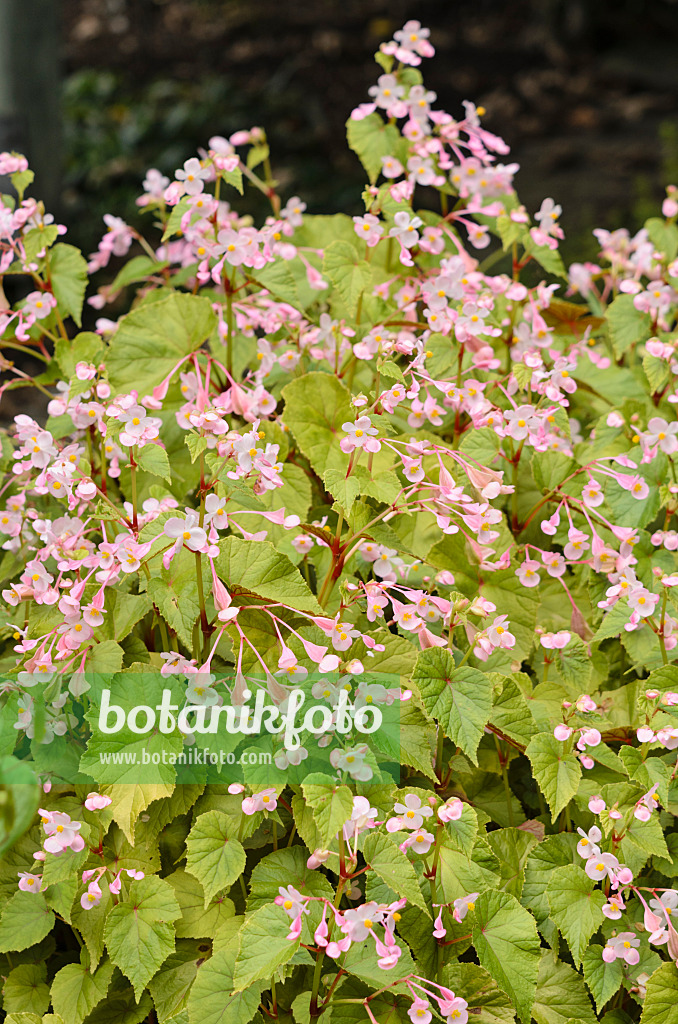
{"left": 17, "top": 0, "right": 678, "bottom": 262}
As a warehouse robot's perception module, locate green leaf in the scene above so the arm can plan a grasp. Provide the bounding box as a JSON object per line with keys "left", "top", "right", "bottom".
{"left": 162, "top": 198, "right": 191, "bottom": 242}
{"left": 185, "top": 810, "right": 247, "bottom": 906}
{"left": 247, "top": 846, "right": 334, "bottom": 913}
{"left": 606, "top": 294, "right": 651, "bottom": 357}
{"left": 363, "top": 832, "right": 429, "bottom": 915}
{"left": 620, "top": 812, "right": 669, "bottom": 872}
{"left": 109, "top": 254, "right": 170, "bottom": 291}
{"left": 147, "top": 561, "right": 201, "bottom": 651}
{"left": 0, "top": 891, "right": 55, "bottom": 952}
{"left": 186, "top": 946, "right": 265, "bottom": 1024}
{"left": 232, "top": 903, "right": 300, "bottom": 991}
{"left": 643, "top": 352, "right": 671, "bottom": 393}
{"left": 390, "top": 698, "right": 436, "bottom": 781}
{"left": 49, "top": 243, "right": 89, "bottom": 326}
{"left": 526, "top": 733, "right": 581, "bottom": 820}
{"left": 250, "top": 260, "right": 300, "bottom": 308}
{"left": 11, "top": 166, "right": 34, "bottom": 198}
{"left": 618, "top": 746, "right": 670, "bottom": 806}
{"left": 71, "top": 887, "right": 112, "bottom": 969}
{"left": 86, "top": 639, "right": 125, "bottom": 674}
{"left": 442, "top": 962, "right": 516, "bottom": 1023}
{"left": 556, "top": 635, "right": 594, "bottom": 689}
{"left": 533, "top": 951, "right": 596, "bottom": 1024}
{"left": 2, "top": 963, "right": 50, "bottom": 1015}
{"left": 23, "top": 223, "right": 59, "bottom": 261}
{"left": 167, "top": 868, "right": 235, "bottom": 939}
{"left": 640, "top": 961, "right": 678, "bottom": 1023}
{"left": 523, "top": 236, "right": 567, "bottom": 278}
{"left": 413, "top": 649, "right": 492, "bottom": 764}
{"left": 441, "top": 802, "right": 478, "bottom": 854}
{"left": 80, "top": 674, "right": 182, "bottom": 787}
{"left": 282, "top": 372, "right": 352, "bottom": 472}
{"left": 322, "top": 241, "right": 372, "bottom": 316}
{"left": 223, "top": 167, "right": 244, "bottom": 194}
{"left": 346, "top": 112, "right": 404, "bottom": 184}
{"left": 583, "top": 944, "right": 623, "bottom": 1014}
{"left": 472, "top": 890, "right": 541, "bottom": 1024}
{"left": 107, "top": 292, "right": 216, "bottom": 396}
{"left": 646, "top": 216, "right": 678, "bottom": 262}
{"left": 147, "top": 939, "right": 203, "bottom": 1022}
{"left": 247, "top": 143, "right": 269, "bottom": 170}
{"left": 54, "top": 331, "right": 103, "bottom": 381}
{"left": 301, "top": 773, "right": 354, "bottom": 845}
{"left": 591, "top": 602, "right": 632, "bottom": 643}
{"left": 106, "top": 782, "right": 174, "bottom": 845}
{"left": 185, "top": 433, "right": 208, "bottom": 464}
{"left": 546, "top": 865, "right": 606, "bottom": 965}
{"left": 459, "top": 425, "right": 502, "bottom": 466}
{"left": 486, "top": 827, "right": 539, "bottom": 897}
{"left": 480, "top": 569, "right": 540, "bottom": 661}
{"left": 0, "top": 755, "right": 39, "bottom": 857}
{"left": 103, "top": 875, "right": 182, "bottom": 1000}
{"left": 489, "top": 677, "right": 536, "bottom": 747}
{"left": 77, "top": 987, "right": 153, "bottom": 1024}
{"left": 215, "top": 535, "right": 320, "bottom": 613}
{"left": 379, "top": 359, "right": 404, "bottom": 383}
{"left": 136, "top": 444, "right": 171, "bottom": 481}
{"left": 50, "top": 958, "right": 115, "bottom": 1024}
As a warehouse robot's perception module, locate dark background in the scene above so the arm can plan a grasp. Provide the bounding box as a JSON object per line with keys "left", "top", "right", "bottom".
{"left": 10, "top": 0, "right": 678, "bottom": 260}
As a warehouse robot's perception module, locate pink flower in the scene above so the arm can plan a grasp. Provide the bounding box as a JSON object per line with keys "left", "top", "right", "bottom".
{"left": 84, "top": 792, "right": 112, "bottom": 811}
{"left": 540, "top": 631, "right": 571, "bottom": 650}
{"left": 553, "top": 724, "right": 572, "bottom": 741}
{"left": 342, "top": 902, "right": 382, "bottom": 942}
{"left": 486, "top": 615, "right": 515, "bottom": 649}
{"left": 576, "top": 728, "right": 601, "bottom": 751}
{"left": 576, "top": 826, "right": 601, "bottom": 858}
{"left": 634, "top": 784, "right": 660, "bottom": 820}
{"left": 442, "top": 996, "right": 468, "bottom": 1023}
{"left": 80, "top": 880, "right": 102, "bottom": 911}
{"left": 18, "top": 872, "right": 43, "bottom": 892}
{"left": 582, "top": 478, "right": 604, "bottom": 507}
{"left": 585, "top": 852, "right": 619, "bottom": 882}
{"left": 453, "top": 893, "right": 479, "bottom": 923}
{"left": 602, "top": 893, "right": 626, "bottom": 919}
{"left": 392, "top": 793, "right": 433, "bottom": 831}
{"left": 163, "top": 512, "right": 208, "bottom": 555}
{"left": 603, "top": 932, "right": 640, "bottom": 965}
{"left": 276, "top": 884, "right": 310, "bottom": 920}
{"left": 400, "top": 828, "right": 435, "bottom": 855}
{"left": 589, "top": 795, "right": 606, "bottom": 814}
{"left": 438, "top": 797, "right": 463, "bottom": 822}
{"left": 340, "top": 416, "right": 380, "bottom": 454}
{"left": 516, "top": 559, "right": 541, "bottom": 588}
{"left": 23, "top": 291, "right": 57, "bottom": 321}
{"left": 408, "top": 998, "right": 432, "bottom": 1024}
{"left": 40, "top": 809, "right": 85, "bottom": 854}
{"left": 389, "top": 212, "right": 423, "bottom": 250}
{"left": 353, "top": 214, "right": 384, "bottom": 247}
{"left": 241, "top": 788, "right": 278, "bottom": 815}
{"left": 175, "top": 157, "right": 210, "bottom": 196}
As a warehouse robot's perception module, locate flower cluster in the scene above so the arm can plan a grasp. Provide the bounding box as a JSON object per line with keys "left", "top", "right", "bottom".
{"left": 3, "top": 17, "right": 678, "bottom": 1024}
